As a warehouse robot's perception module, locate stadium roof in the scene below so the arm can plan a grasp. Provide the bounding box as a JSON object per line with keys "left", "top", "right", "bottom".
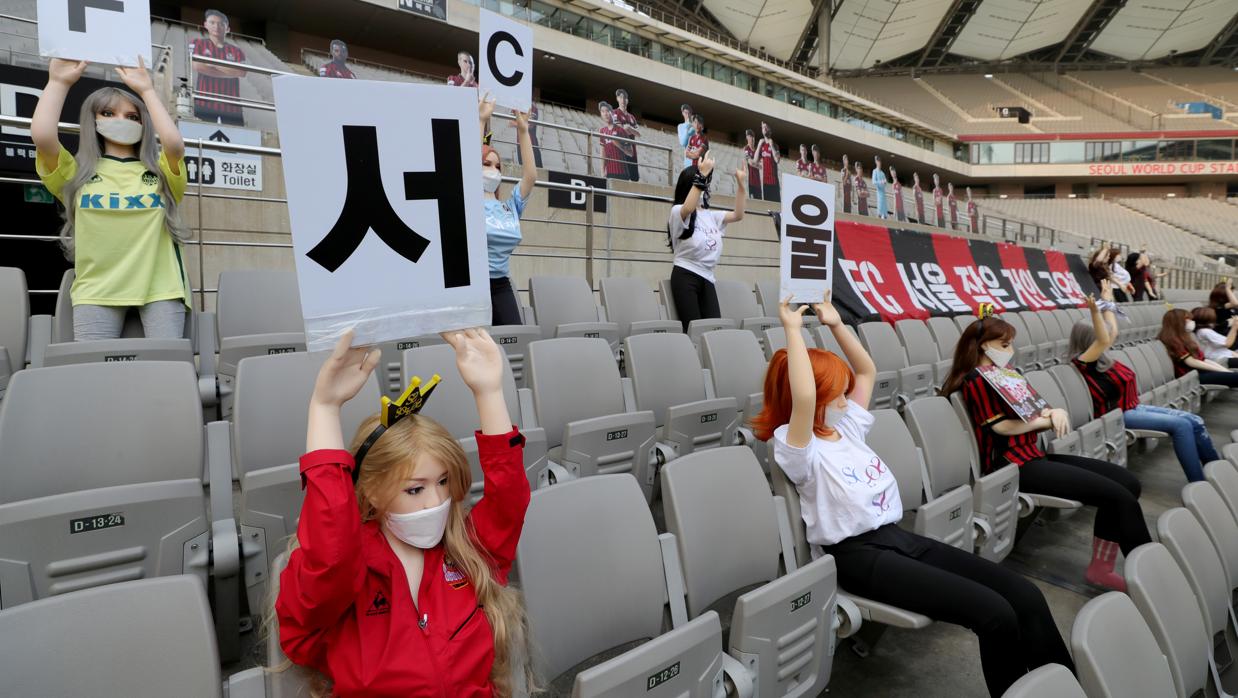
{"left": 690, "top": 0, "right": 1238, "bottom": 73}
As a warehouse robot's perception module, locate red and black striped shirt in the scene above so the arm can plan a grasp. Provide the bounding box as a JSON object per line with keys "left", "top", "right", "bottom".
{"left": 1071, "top": 358, "right": 1139, "bottom": 414}
{"left": 189, "top": 39, "right": 246, "bottom": 120}
{"left": 1168, "top": 345, "right": 1203, "bottom": 378}
{"left": 961, "top": 369, "right": 1045, "bottom": 472}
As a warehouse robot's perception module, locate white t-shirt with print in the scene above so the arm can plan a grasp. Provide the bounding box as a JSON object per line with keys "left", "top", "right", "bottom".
{"left": 773, "top": 400, "right": 903, "bottom": 548}
{"left": 1196, "top": 328, "right": 1237, "bottom": 362}
{"left": 669, "top": 204, "right": 726, "bottom": 283}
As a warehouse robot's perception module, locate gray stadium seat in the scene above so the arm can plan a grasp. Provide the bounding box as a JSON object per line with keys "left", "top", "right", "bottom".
{"left": 0, "top": 577, "right": 226, "bottom": 697}
{"left": 402, "top": 343, "right": 550, "bottom": 494}
{"left": 953, "top": 314, "right": 977, "bottom": 335}
{"left": 216, "top": 270, "right": 307, "bottom": 418}
{"left": 598, "top": 277, "right": 680, "bottom": 337}
{"left": 1071, "top": 592, "right": 1177, "bottom": 698}
{"left": 870, "top": 408, "right": 974, "bottom": 550}
{"left": 0, "top": 267, "right": 49, "bottom": 399}
{"left": 623, "top": 333, "right": 739, "bottom": 459}
{"left": 231, "top": 351, "right": 379, "bottom": 616}
{"left": 526, "top": 337, "right": 658, "bottom": 499}
{"left": 42, "top": 337, "right": 195, "bottom": 366}
{"left": 763, "top": 326, "right": 817, "bottom": 360}
{"left": 662, "top": 446, "right": 841, "bottom": 696}
{"left": 858, "top": 321, "right": 933, "bottom": 409}
{"left": 1046, "top": 365, "right": 1122, "bottom": 463}
{"left": 767, "top": 440, "right": 932, "bottom": 634}
{"left": 1025, "top": 371, "right": 1087, "bottom": 458}
{"left": 373, "top": 334, "right": 444, "bottom": 398}
{"left": 1001, "top": 313, "right": 1041, "bottom": 372}
{"left": 698, "top": 329, "right": 766, "bottom": 461}
{"left": 529, "top": 276, "right": 620, "bottom": 351}
{"left": 753, "top": 280, "right": 820, "bottom": 328}
{"left": 1018, "top": 311, "right": 1058, "bottom": 367}
{"left": 1000, "top": 663, "right": 1086, "bottom": 698}
{"left": 894, "top": 318, "right": 952, "bottom": 388}
{"left": 714, "top": 279, "right": 778, "bottom": 337}
{"left": 488, "top": 324, "right": 543, "bottom": 389}
{"left": 1204, "top": 460, "right": 1238, "bottom": 525}
{"left": 926, "top": 316, "right": 962, "bottom": 361}
{"left": 905, "top": 396, "right": 1018, "bottom": 561}
{"left": 1180, "top": 482, "right": 1238, "bottom": 604}
{"left": 0, "top": 361, "right": 241, "bottom": 660}
{"left": 658, "top": 279, "right": 737, "bottom": 343}
{"left": 515, "top": 474, "right": 733, "bottom": 697}
{"left": 1125, "top": 542, "right": 1216, "bottom": 698}
{"left": 1155, "top": 509, "right": 1233, "bottom": 671}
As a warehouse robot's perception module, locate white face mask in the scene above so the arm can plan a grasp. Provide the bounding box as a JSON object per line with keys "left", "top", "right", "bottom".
{"left": 984, "top": 347, "right": 1015, "bottom": 369}
{"left": 1186, "top": 321, "right": 1197, "bottom": 332}
{"left": 825, "top": 403, "right": 847, "bottom": 428}
{"left": 385, "top": 498, "right": 450, "bottom": 549}
{"left": 96, "top": 118, "right": 143, "bottom": 146}
{"left": 481, "top": 168, "right": 502, "bottom": 193}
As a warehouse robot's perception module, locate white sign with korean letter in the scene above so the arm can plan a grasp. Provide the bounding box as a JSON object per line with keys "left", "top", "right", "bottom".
{"left": 780, "top": 173, "right": 836, "bottom": 304}
{"left": 272, "top": 76, "right": 488, "bottom": 351}
{"left": 478, "top": 8, "right": 532, "bottom": 112}
{"left": 38, "top": 0, "right": 152, "bottom": 66}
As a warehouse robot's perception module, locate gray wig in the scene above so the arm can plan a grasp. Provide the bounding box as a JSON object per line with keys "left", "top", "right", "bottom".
{"left": 58, "top": 87, "right": 190, "bottom": 258}
{"left": 1068, "top": 321, "right": 1113, "bottom": 372}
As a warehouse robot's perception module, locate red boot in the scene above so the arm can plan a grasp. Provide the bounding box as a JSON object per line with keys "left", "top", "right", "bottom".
{"left": 1085, "top": 538, "right": 1127, "bottom": 592}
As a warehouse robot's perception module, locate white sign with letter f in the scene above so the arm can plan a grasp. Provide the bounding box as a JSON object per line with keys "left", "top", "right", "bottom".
{"left": 38, "top": 0, "right": 152, "bottom": 66}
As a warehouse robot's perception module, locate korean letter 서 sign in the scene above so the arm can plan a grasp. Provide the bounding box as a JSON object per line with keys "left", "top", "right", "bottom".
{"left": 780, "top": 173, "right": 836, "bottom": 304}
{"left": 272, "top": 76, "right": 488, "bottom": 351}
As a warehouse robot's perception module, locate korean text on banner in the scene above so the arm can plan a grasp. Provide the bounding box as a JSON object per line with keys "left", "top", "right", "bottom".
{"left": 38, "top": 0, "right": 152, "bottom": 66}
{"left": 272, "top": 76, "right": 488, "bottom": 352}
{"left": 478, "top": 8, "right": 532, "bottom": 112}
{"left": 780, "top": 173, "right": 836, "bottom": 304}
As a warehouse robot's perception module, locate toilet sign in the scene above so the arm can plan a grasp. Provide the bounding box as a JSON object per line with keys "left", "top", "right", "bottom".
{"left": 273, "top": 76, "right": 489, "bottom": 351}
{"left": 478, "top": 8, "right": 532, "bottom": 112}
{"left": 780, "top": 174, "right": 836, "bottom": 304}
{"left": 38, "top": 0, "right": 152, "bottom": 66}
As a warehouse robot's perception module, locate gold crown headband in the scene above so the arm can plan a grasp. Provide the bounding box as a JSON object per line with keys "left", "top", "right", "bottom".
{"left": 353, "top": 374, "right": 441, "bottom": 480}
{"left": 975, "top": 302, "right": 997, "bottom": 321}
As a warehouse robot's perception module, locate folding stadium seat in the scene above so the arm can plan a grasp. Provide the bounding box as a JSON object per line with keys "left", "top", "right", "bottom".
{"left": 714, "top": 279, "right": 778, "bottom": 338}
{"left": 869, "top": 408, "right": 974, "bottom": 550}
{"left": 1108, "top": 349, "right": 1169, "bottom": 448}
{"left": 755, "top": 279, "right": 820, "bottom": 329}
{"left": 661, "top": 446, "right": 847, "bottom": 696}
{"left": 1119, "top": 346, "right": 1169, "bottom": 408}
{"left": 229, "top": 351, "right": 380, "bottom": 617}
{"left": 526, "top": 337, "right": 658, "bottom": 500}
{"left": 765, "top": 441, "right": 932, "bottom": 640}
{"left": 0, "top": 577, "right": 250, "bottom": 697}
{"left": 857, "top": 321, "right": 933, "bottom": 409}
{"left": 1023, "top": 371, "right": 1086, "bottom": 457}
{"left": 215, "top": 270, "right": 307, "bottom": 418}
{"left": 623, "top": 333, "right": 739, "bottom": 461}
{"left": 1047, "top": 365, "right": 1126, "bottom": 465}
{"left": 516, "top": 475, "right": 737, "bottom": 697}
{"left": 1001, "top": 664, "right": 1086, "bottom": 698}
{"left": 953, "top": 314, "right": 976, "bottom": 335}
{"left": 763, "top": 325, "right": 817, "bottom": 360}
{"left": 403, "top": 343, "right": 551, "bottom": 491}
{"left": 598, "top": 276, "right": 681, "bottom": 338}
{"left": 371, "top": 334, "right": 443, "bottom": 398}
{"left": 927, "top": 316, "right": 963, "bottom": 360}
{"left": 1125, "top": 542, "right": 1220, "bottom": 698}
{"left": 658, "top": 279, "right": 737, "bottom": 343}
{"left": 894, "top": 318, "right": 953, "bottom": 388}
{"left": 1071, "top": 592, "right": 1177, "bottom": 698}
{"left": 1018, "top": 311, "right": 1058, "bottom": 367}
{"left": 1136, "top": 343, "right": 1199, "bottom": 411}
{"left": 1001, "top": 313, "right": 1042, "bottom": 372}
{"left": 904, "top": 397, "right": 1020, "bottom": 562}
{"left": 1155, "top": 509, "right": 1234, "bottom": 673}
{"left": 0, "top": 267, "right": 50, "bottom": 401}
{"left": 0, "top": 361, "right": 241, "bottom": 661}
{"left": 487, "top": 324, "right": 543, "bottom": 389}
{"left": 1049, "top": 308, "right": 1077, "bottom": 345}
{"left": 1182, "top": 484, "right": 1238, "bottom": 599}
{"left": 528, "top": 276, "right": 620, "bottom": 352}
{"left": 1205, "top": 460, "right": 1238, "bottom": 528}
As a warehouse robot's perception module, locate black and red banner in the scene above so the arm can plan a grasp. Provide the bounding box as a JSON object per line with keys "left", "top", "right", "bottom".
{"left": 830, "top": 221, "right": 1095, "bottom": 323}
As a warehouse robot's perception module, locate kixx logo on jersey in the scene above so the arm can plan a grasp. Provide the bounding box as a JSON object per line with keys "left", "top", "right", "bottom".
{"left": 79, "top": 192, "right": 165, "bottom": 209}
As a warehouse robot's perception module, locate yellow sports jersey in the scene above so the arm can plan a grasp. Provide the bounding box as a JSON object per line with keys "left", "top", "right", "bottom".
{"left": 38, "top": 147, "right": 190, "bottom": 308}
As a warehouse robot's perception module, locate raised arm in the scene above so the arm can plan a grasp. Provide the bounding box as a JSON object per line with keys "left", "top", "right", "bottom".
{"left": 307, "top": 330, "right": 380, "bottom": 452}
{"left": 1078, "top": 292, "right": 1111, "bottom": 363}
{"left": 677, "top": 151, "right": 713, "bottom": 222}
{"left": 815, "top": 292, "right": 876, "bottom": 409}
{"left": 515, "top": 111, "right": 536, "bottom": 200}
{"left": 32, "top": 59, "right": 87, "bottom": 172}
{"left": 441, "top": 327, "right": 512, "bottom": 435}
{"left": 723, "top": 167, "right": 746, "bottom": 224}
{"left": 478, "top": 93, "right": 496, "bottom": 143}
{"left": 116, "top": 57, "right": 184, "bottom": 169}
{"left": 780, "top": 298, "right": 817, "bottom": 449}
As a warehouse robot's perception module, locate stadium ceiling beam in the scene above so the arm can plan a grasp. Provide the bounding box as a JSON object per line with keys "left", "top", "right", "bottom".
{"left": 791, "top": 0, "right": 831, "bottom": 66}
{"left": 1054, "top": 0, "right": 1127, "bottom": 64}
{"left": 831, "top": 0, "right": 846, "bottom": 20}
{"left": 914, "top": 0, "right": 985, "bottom": 69}
{"left": 1200, "top": 11, "right": 1238, "bottom": 65}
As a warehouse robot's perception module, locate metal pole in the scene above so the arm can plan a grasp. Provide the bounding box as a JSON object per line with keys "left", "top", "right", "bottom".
{"left": 196, "top": 137, "right": 205, "bottom": 311}
{"left": 584, "top": 188, "right": 595, "bottom": 286}
{"left": 587, "top": 132, "right": 594, "bottom": 177}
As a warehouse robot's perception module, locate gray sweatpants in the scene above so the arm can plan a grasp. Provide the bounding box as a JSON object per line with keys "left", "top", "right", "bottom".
{"left": 72, "top": 301, "right": 186, "bottom": 341}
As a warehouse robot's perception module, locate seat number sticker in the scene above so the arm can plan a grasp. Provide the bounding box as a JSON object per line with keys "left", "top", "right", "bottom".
{"left": 70, "top": 513, "right": 125, "bottom": 534}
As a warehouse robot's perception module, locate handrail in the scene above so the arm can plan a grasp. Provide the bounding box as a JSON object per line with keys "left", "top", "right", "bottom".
{"left": 190, "top": 53, "right": 292, "bottom": 77}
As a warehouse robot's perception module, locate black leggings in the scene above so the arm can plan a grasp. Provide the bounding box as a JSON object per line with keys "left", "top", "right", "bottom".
{"left": 1199, "top": 369, "right": 1238, "bottom": 387}
{"left": 670, "top": 266, "right": 720, "bottom": 332}
{"left": 832, "top": 527, "right": 1073, "bottom": 696}
{"left": 1018, "top": 455, "right": 1150, "bottom": 555}
{"left": 490, "top": 277, "right": 523, "bottom": 327}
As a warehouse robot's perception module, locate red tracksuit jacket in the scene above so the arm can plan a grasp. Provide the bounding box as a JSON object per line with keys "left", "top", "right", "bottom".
{"left": 277, "top": 428, "right": 530, "bottom": 697}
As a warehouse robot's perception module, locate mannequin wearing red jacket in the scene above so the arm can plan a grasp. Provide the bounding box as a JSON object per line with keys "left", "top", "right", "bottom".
{"left": 276, "top": 328, "right": 531, "bottom": 697}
